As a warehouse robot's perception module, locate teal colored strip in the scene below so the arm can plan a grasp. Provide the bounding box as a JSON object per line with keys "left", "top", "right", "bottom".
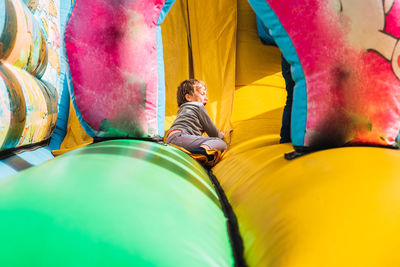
{"left": 50, "top": 0, "right": 73, "bottom": 149}
{"left": 156, "top": 26, "right": 166, "bottom": 137}
{"left": 157, "top": 0, "right": 176, "bottom": 25}
{"left": 156, "top": 0, "right": 176, "bottom": 137}
{"left": 247, "top": 0, "right": 307, "bottom": 146}
{"left": 0, "top": 2, "right": 5, "bottom": 38}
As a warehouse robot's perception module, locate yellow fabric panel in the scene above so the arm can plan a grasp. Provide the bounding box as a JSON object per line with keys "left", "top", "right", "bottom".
{"left": 161, "top": 0, "right": 190, "bottom": 132}
{"left": 229, "top": 105, "right": 283, "bottom": 157}
{"left": 52, "top": 101, "right": 92, "bottom": 156}
{"left": 232, "top": 76, "right": 285, "bottom": 123}
{"left": 214, "top": 145, "right": 400, "bottom": 266}
{"left": 231, "top": 0, "right": 286, "bottom": 148}
{"left": 162, "top": 0, "right": 236, "bottom": 141}
{"left": 214, "top": 2, "right": 400, "bottom": 266}
{"left": 235, "top": 0, "right": 282, "bottom": 87}
{"left": 187, "top": 0, "right": 237, "bottom": 139}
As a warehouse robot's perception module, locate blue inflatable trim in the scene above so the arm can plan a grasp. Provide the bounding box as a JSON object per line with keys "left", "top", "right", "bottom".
{"left": 156, "top": 26, "right": 166, "bottom": 137}
{"left": 66, "top": 0, "right": 177, "bottom": 139}
{"left": 247, "top": 0, "right": 307, "bottom": 146}
{"left": 156, "top": 0, "right": 176, "bottom": 137}
{"left": 49, "top": 0, "right": 74, "bottom": 149}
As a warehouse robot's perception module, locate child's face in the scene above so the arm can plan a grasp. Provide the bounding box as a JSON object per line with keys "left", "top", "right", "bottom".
{"left": 186, "top": 85, "right": 208, "bottom": 105}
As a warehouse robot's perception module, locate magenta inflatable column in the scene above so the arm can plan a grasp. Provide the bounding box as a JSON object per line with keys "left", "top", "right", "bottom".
{"left": 65, "top": 0, "right": 167, "bottom": 138}
{"left": 250, "top": 0, "right": 400, "bottom": 150}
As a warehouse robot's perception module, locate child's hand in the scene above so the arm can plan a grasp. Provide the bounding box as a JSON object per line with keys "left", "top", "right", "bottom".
{"left": 220, "top": 131, "right": 226, "bottom": 138}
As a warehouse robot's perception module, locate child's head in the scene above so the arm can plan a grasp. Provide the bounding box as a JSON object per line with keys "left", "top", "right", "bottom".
{"left": 177, "top": 79, "right": 208, "bottom": 107}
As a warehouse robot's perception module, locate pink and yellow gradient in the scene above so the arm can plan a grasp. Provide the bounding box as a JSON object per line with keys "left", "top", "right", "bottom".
{"left": 268, "top": 0, "right": 400, "bottom": 147}
{"left": 65, "top": 0, "right": 166, "bottom": 137}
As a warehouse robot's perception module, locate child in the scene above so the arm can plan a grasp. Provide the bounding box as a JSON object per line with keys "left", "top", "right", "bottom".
{"left": 166, "top": 79, "right": 227, "bottom": 155}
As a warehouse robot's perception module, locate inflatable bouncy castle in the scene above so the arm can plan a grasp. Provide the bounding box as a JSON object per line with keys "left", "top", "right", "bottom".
{"left": 2, "top": 0, "right": 400, "bottom": 266}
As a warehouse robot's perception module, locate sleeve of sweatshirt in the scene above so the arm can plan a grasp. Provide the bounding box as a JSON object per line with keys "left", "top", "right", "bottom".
{"left": 198, "top": 105, "right": 223, "bottom": 138}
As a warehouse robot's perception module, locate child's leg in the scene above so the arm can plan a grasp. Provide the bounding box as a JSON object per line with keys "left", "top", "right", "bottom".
{"left": 201, "top": 138, "right": 227, "bottom": 151}
{"left": 167, "top": 133, "right": 208, "bottom": 151}
{"left": 167, "top": 133, "right": 226, "bottom": 151}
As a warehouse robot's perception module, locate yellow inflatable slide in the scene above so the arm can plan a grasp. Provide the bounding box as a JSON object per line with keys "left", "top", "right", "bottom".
{"left": 161, "top": 0, "right": 400, "bottom": 266}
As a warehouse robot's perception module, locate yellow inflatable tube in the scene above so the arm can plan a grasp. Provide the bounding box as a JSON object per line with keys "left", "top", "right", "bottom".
{"left": 158, "top": 0, "right": 400, "bottom": 265}
{"left": 214, "top": 144, "right": 400, "bottom": 266}
{"left": 213, "top": 4, "right": 400, "bottom": 262}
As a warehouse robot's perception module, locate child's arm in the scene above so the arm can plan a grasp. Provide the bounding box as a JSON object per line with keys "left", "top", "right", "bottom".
{"left": 198, "top": 105, "right": 224, "bottom": 138}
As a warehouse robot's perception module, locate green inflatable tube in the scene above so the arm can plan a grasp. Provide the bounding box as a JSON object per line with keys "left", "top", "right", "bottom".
{"left": 0, "top": 140, "right": 234, "bottom": 266}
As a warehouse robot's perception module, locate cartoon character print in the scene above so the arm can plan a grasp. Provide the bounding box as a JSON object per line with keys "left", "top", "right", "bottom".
{"left": 339, "top": 0, "right": 400, "bottom": 79}
{"left": 26, "top": 0, "right": 61, "bottom": 96}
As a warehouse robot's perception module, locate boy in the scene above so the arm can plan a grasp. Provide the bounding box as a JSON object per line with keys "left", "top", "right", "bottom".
{"left": 166, "top": 79, "right": 227, "bottom": 154}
